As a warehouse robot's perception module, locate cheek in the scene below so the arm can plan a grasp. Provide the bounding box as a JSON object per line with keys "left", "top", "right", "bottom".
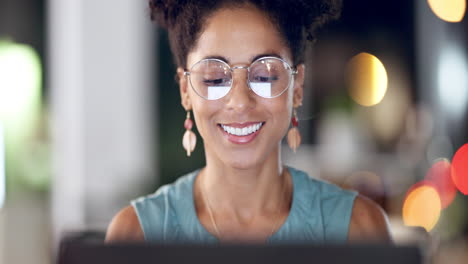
{"left": 278, "top": 95, "right": 295, "bottom": 135}
{"left": 191, "top": 99, "right": 220, "bottom": 136}
{"left": 264, "top": 97, "right": 293, "bottom": 134}
{"left": 273, "top": 91, "right": 294, "bottom": 118}
{"left": 278, "top": 106, "right": 293, "bottom": 131}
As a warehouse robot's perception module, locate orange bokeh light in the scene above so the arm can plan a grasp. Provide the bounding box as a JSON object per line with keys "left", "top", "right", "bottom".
{"left": 403, "top": 181, "right": 441, "bottom": 232}
{"left": 345, "top": 52, "right": 388, "bottom": 107}
{"left": 425, "top": 158, "right": 457, "bottom": 208}
{"left": 427, "top": 0, "right": 466, "bottom": 23}
{"left": 452, "top": 144, "right": 468, "bottom": 195}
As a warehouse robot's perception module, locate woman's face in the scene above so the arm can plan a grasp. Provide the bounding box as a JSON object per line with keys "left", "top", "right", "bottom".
{"left": 178, "top": 5, "right": 304, "bottom": 169}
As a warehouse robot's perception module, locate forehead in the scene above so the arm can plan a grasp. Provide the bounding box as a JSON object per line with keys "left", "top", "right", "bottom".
{"left": 187, "top": 6, "right": 292, "bottom": 68}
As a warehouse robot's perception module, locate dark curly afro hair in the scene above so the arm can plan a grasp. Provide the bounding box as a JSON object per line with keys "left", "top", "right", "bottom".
{"left": 149, "top": 0, "right": 342, "bottom": 68}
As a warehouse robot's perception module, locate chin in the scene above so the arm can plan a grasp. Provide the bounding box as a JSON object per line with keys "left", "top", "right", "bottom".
{"left": 220, "top": 150, "right": 270, "bottom": 170}
{"left": 226, "top": 160, "right": 261, "bottom": 170}
{"left": 206, "top": 138, "right": 281, "bottom": 170}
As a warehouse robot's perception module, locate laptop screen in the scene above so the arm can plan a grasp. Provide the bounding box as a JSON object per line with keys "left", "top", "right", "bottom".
{"left": 57, "top": 238, "right": 422, "bottom": 264}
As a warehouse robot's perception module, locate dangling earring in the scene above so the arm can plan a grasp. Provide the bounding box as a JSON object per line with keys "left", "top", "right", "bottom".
{"left": 182, "top": 111, "right": 197, "bottom": 157}
{"left": 287, "top": 108, "right": 301, "bottom": 153}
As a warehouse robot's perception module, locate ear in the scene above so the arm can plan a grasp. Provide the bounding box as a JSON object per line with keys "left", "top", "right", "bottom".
{"left": 293, "top": 64, "right": 305, "bottom": 108}
{"left": 177, "top": 67, "right": 192, "bottom": 110}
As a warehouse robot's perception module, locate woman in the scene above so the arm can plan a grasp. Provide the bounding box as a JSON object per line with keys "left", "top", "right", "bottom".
{"left": 106, "top": 0, "right": 392, "bottom": 244}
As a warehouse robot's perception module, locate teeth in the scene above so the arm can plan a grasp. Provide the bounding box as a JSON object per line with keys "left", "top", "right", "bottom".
{"left": 221, "top": 122, "right": 263, "bottom": 136}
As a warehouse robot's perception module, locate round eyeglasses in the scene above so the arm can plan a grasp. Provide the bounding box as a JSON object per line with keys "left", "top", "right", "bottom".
{"left": 183, "top": 56, "right": 297, "bottom": 100}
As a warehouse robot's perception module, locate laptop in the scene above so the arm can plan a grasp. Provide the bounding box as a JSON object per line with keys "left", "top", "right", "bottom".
{"left": 57, "top": 232, "right": 423, "bottom": 264}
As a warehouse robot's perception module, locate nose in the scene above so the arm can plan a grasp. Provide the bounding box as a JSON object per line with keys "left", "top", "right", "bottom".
{"left": 225, "top": 69, "right": 256, "bottom": 112}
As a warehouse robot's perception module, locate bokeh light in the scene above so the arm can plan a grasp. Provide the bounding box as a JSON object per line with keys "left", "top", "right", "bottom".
{"left": 0, "top": 124, "right": 5, "bottom": 209}
{"left": 0, "top": 40, "right": 43, "bottom": 190}
{"left": 452, "top": 144, "right": 468, "bottom": 195}
{"left": 427, "top": 0, "right": 466, "bottom": 23}
{"left": 345, "top": 52, "right": 388, "bottom": 107}
{"left": 425, "top": 158, "right": 457, "bottom": 208}
{"left": 0, "top": 40, "right": 42, "bottom": 124}
{"left": 403, "top": 181, "right": 441, "bottom": 232}
{"left": 438, "top": 44, "right": 468, "bottom": 118}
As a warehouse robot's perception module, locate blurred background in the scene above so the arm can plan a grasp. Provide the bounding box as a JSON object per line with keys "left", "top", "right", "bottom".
{"left": 0, "top": 0, "right": 467, "bottom": 263}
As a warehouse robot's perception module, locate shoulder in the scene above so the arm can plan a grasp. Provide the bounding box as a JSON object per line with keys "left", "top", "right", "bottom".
{"left": 106, "top": 170, "right": 199, "bottom": 243}
{"left": 289, "top": 167, "right": 356, "bottom": 200}
{"left": 132, "top": 170, "right": 197, "bottom": 209}
{"left": 105, "top": 205, "right": 144, "bottom": 243}
{"left": 348, "top": 195, "right": 392, "bottom": 242}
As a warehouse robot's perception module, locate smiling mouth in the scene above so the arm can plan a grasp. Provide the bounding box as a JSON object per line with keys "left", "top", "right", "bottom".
{"left": 218, "top": 122, "right": 264, "bottom": 136}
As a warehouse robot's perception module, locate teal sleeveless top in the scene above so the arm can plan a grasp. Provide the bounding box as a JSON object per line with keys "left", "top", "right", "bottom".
{"left": 131, "top": 167, "right": 357, "bottom": 244}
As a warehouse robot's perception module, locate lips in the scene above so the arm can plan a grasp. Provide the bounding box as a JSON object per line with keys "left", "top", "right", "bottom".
{"left": 218, "top": 121, "right": 265, "bottom": 144}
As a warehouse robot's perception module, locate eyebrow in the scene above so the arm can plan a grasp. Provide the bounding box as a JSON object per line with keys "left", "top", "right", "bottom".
{"left": 201, "top": 52, "right": 283, "bottom": 64}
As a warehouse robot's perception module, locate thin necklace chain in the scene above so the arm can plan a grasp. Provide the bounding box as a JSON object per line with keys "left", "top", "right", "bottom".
{"left": 201, "top": 174, "right": 288, "bottom": 240}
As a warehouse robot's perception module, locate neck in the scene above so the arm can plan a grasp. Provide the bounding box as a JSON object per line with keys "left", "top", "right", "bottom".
{"left": 198, "top": 145, "right": 289, "bottom": 219}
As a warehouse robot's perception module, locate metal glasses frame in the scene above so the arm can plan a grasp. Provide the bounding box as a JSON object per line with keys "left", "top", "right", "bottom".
{"left": 183, "top": 56, "right": 298, "bottom": 100}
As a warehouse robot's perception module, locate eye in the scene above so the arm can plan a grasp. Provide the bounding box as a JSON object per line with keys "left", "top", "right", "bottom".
{"left": 203, "top": 78, "right": 230, "bottom": 86}
{"left": 203, "top": 78, "right": 231, "bottom": 86}
{"left": 252, "top": 75, "right": 279, "bottom": 82}
{"left": 200, "top": 70, "right": 230, "bottom": 86}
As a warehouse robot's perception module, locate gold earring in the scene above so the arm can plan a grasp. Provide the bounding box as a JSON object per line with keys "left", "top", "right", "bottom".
{"left": 182, "top": 111, "right": 197, "bottom": 156}
{"left": 287, "top": 108, "right": 301, "bottom": 153}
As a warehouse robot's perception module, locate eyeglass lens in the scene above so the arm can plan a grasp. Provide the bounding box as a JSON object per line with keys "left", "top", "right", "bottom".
{"left": 189, "top": 58, "right": 292, "bottom": 100}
